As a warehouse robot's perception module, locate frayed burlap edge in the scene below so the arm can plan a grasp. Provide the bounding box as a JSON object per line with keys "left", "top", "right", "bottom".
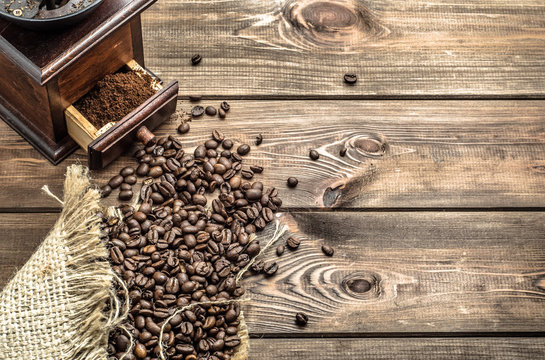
{"left": 0, "top": 165, "right": 123, "bottom": 360}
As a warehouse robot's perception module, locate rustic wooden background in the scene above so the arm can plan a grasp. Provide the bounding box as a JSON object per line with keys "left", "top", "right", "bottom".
{"left": 1, "top": 0, "right": 545, "bottom": 358}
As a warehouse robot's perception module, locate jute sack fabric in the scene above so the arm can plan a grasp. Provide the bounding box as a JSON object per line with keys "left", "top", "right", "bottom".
{"left": 0, "top": 165, "right": 115, "bottom": 360}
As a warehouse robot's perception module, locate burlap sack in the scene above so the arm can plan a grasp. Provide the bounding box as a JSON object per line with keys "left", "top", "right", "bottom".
{"left": 0, "top": 165, "right": 251, "bottom": 360}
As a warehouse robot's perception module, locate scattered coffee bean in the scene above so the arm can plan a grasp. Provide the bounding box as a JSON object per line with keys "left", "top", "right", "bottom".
{"left": 120, "top": 183, "right": 132, "bottom": 191}
{"left": 218, "top": 108, "right": 226, "bottom": 119}
{"left": 100, "top": 185, "right": 112, "bottom": 198}
{"left": 108, "top": 175, "right": 124, "bottom": 189}
{"left": 124, "top": 175, "right": 137, "bottom": 185}
{"left": 340, "top": 147, "right": 347, "bottom": 157}
{"left": 177, "top": 122, "right": 190, "bottom": 134}
{"left": 344, "top": 73, "right": 357, "bottom": 84}
{"left": 191, "top": 105, "right": 205, "bottom": 118}
{"left": 120, "top": 166, "right": 135, "bottom": 177}
{"left": 241, "top": 169, "right": 254, "bottom": 180}
{"left": 212, "top": 129, "right": 225, "bottom": 142}
{"left": 220, "top": 101, "right": 230, "bottom": 112}
{"left": 263, "top": 261, "right": 278, "bottom": 276}
{"left": 249, "top": 165, "right": 263, "bottom": 174}
{"left": 276, "top": 245, "right": 285, "bottom": 256}
{"left": 118, "top": 190, "right": 133, "bottom": 201}
{"left": 205, "top": 106, "right": 217, "bottom": 116}
{"left": 136, "top": 163, "right": 149, "bottom": 176}
{"left": 189, "top": 95, "right": 202, "bottom": 102}
{"left": 191, "top": 54, "right": 202, "bottom": 65}
{"left": 287, "top": 177, "right": 298, "bottom": 188}
{"left": 322, "top": 244, "right": 334, "bottom": 256}
{"left": 295, "top": 312, "right": 308, "bottom": 326}
{"left": 309, "top": 149, "right": 319, "bottom": 160}
{"left": 286, "top": 236, "right": 300, "bottom": 250}
{"left": 237, "top": 144, "right": 250, "bottom": 156}
{"left": 255, "top": 134, "right": 263, "bottom": 146}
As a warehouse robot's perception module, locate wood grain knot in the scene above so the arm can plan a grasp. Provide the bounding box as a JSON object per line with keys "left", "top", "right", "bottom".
{"left": 281, "top": 0, "right": 388, "bottom": 51}
{"left": 341, "top": 273, "right": 380, "bottom": 299}
{"left": 530, "top": 165, "right": 545, "bottom": 174}
{"left": 347, "top": 134, "right": 388, "bottom": 158}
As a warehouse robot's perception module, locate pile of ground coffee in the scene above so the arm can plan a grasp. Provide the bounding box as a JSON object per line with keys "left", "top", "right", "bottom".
{"left": 74, "top": 70, "right": 156, "bottom": 129}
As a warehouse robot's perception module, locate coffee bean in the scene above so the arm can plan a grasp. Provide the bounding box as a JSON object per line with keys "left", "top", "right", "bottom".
{"left": 237, "top": 144, "right": 250, "bottom": 156}
{"left": 100, "top": 185, "right": 112, "bottom": 198}
{"left": 177, "top": 122, "right": 190, "bottom": 134}
{"left": 287, "top": 177, "right": 298, "bottom": 188}
{"left": 222, "top": 139, "right": 233, "bottom": 149}
{"left": 286, "top": 236, "right": 300, "bottom": 250}
{"left": 340, "top": 147, "right": 347, "bottom": 157}
{"left": 295, "top": 312, "right": 308, "bottom": 326}
{"left": 189, "top": 95, "right": 202, "bottom": 102}
{"left": 263, "top": 261, "right": 278, "bottom": 276}
{"left": 120, "top": 183, "right": 132, "bottom": 191}
{"left": 241, "top": 169, "right": 254, "bottom": 180}
{"left": 124, "top": 175, "right": 137, "bottom": 185}
{"left": 191, "top": 54, "right": 202, "bottom": 65}
{"left": 322, "top": 244, "right": 334, "bottom": 256}
{"left": 119, "top": 190, "right": 133, "bottom": 201}
{"left": 134, "top": 343, "right": 147, "bottom": 358}
{"left": 309, "top": 149, "right": 319, "bottom": 160}
{"left": 255, "top": 134, "right": 263, "bottom": 146}
{"left": 136, "top": 163, "right": 149, "bottom": 176}
{"left": 108, "top": 175, "right": 124, "bottom": 189}
{"left": 344, "top": 73, "right": 357, "bottom": 84}
{"left": 191, "top": 106, "right": 205, "bottom": 118}
{"left": 120, "top": 166, "right": 135, "bottom": 177}
{"left": 205, "top": 106, "right": 217, "bottom": 116}
{"left": 218, "top": 108, "right": 226, "bottom": 119}
{"left": 249, "top": 165, "right": 263, "bottom": 174}
{"left": 149, "top": 166, "right": 163, "bottom": 178}
{"left": 220, "top": 101, "right": 230, "bottom": 112}
{"left": 245, "top": 188, "right": 262, "bottom": 202}
{"left": 212, "top": 129, "right": 224, "bottom": 142}
{"left": 276, "top": 245, "right": 285, "bottom": 256}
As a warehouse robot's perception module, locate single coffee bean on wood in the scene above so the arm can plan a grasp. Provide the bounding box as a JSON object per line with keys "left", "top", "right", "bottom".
{"left": 286, "top": 236, "right": 300, "bottom": 250}
{"left": 205, "top": 106, "right": 217, "bottom": 116}
{"left": 189, "top": 95, "right": 202, "bottom": 102}
{"left": 295, "top": 312, "right": 308, "bottom": 326}
{"left": 255, "top": 134, "right": 263, "bottom": 146}
{"left": 100, "top": 185, "right": 112, "bottom": 198}
{"left": 191, "top": 106, "right": 205, "bottom": 118}
{"left": 218, "top": 108, "right": 226, "bottom": 119}
{"left": 322, "top": 244, "right": 335, "bottom": 256}
{"left": 220, "top": 101, "right": 230, "bottom": 112}
{"left": 276, "top": 245, "right": 285, "bottom": 256}
{"left": 237, "top": 144, "right": 250, "bottom": 156}
{"left": 263, "top": 261, "right": 278, "bottom": 276}
{"left": 177, "top": 122, "right": 190, "bottom": 134}
{"left": 309, "top": 149, "right": 319, "bottom": 160}
{"left": 191, "top": 54, "right": 202, "bottom": 65}
{"left": 344, "top": 73, "right": 357, "bottom": 84}
{"left": 287, "top": 177, "right": 298, "bottom": 188}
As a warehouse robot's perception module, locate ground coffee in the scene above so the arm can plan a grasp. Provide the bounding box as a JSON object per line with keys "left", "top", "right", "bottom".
{"left": 74, "top": 70, "right": 156, "bottom": 129}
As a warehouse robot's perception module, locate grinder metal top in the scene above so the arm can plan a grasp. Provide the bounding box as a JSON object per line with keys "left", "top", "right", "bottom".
{"left": 0, "top": 0, "right": 103, "bottom": 30}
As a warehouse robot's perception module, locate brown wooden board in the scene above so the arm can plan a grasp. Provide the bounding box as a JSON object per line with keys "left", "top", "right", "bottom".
{"left": 246, "top": 338, "right": 545, "bottom": 359}
{"left": 141, "top": 0, "right": 545, "bottom": 98}
{"left": 0, "top": 100, "right": 543, "bottom": 210}
{"left": 1, "top": 211, "right": 544, "bottom": 335}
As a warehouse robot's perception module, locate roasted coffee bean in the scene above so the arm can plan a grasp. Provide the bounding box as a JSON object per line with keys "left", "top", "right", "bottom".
{"left": 194, "top": 145, "right": 207, "bottom": 159}
{"left": 241, "top": 169, "right": 254, "bottom": 180}
{"left": 295, "top": 312, "right": 308, "bottom": 326}
{"left": 287, "top": 177, "right": 298, "bottom": 188}
{"left": 218, "top": 108, "right": 226, "bottom": 119}
{"left": 249, "top": 165, "right": 263, "bottom": 174}
{"left": 276, "top": 245, "right": 285, "bottom": 256}
{"left": 344, "top": 73, "right": 357, "bottom": 84}
{"left": 263, "top": 261, "right": 278, "bottom": 276}
{"left": 120, "top": 183, "right": 132, "bottom": 191}
{"left": 191, "top": 106, "right": 205, "bottom": 118}
{"left": 220, "top": 101, "right": 230, "bottom": 112}
{"left": 191, "top": 54, "right": 202, "bottom": 65}
{"left": 134, "top": 343, "right": 147, "bottom": 358}
{"left": 340, "top": 147, "right": 347, "bottom": 157}
{"left": 177, "top": 122, "right": 190, "bottom": 134}
{"left": 309, "top": 149, "right": 319, "bottom": 160}
{"left": 286, "top": 236, "right": 300, "bottom": 250}
{"left": 262, "top": 207, "right": 274, "bottom": 222}
{"left": 108, "top": 175, "right": 124, "bottom": 189}
{"left": 222, "top": 139, "right": 233, "bottom": 149}
{"left": 322, "top": 244, "right": 334, "bottom": 256}
{"left": 119, "top": 190, "right": 133, "bottom": 201}
{"left": 149, "top": 166, "right": 163, "bottom": 178}
{"left": 255, "top": 134, "right": 263, "bottom": 146}
{"left": 120, "top": 166, "right": 135, "bottom": 177}
{"left": 100, "top": 185, "right": 112, "bottom": 198}
{"left": 237, "top": 144, "right": 250, "bottom": 156}
{"left": 136, "top": 163, "right": 149, "bottom": 176}
{"left": 189, "top": 95, "right": 202, "bottom": 102}
{"left": 250, "top": 259, "right": 265, "bottom": 273}
{"left": 124, "top": 175, "right": 137, "bottom": 185}
{"left": 205, "top": 106, "right": 217, "bottom": 116}
{"left": 245, "top": 188, "right": 262, "bottom": 201}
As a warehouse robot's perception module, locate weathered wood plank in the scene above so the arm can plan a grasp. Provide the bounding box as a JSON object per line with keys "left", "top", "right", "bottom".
{"left": 1, "top": 212, "right": 544, "bottom": 334}
{"left": 248, "top": 338, "right": 545, "bottom": 359}
{"left": 0, "top": 100, "right": 544, "bottom": 210}
{"left": 141, "top": 0, "right": 545, "bottom": 97}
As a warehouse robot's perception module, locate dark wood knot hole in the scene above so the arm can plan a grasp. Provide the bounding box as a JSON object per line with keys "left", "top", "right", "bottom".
{"left": 345, "top": 278, "right": 371, "bottom": 293}
{"left": 136, "top": 126, "right": 156, "bottom": 146}
{"left": 341, "top": 273, "right": 379, "bottom": 299}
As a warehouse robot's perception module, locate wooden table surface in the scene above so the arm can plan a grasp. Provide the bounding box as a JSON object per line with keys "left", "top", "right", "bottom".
{"left": 1, "top": 0, "right": 545, "bottom": 358}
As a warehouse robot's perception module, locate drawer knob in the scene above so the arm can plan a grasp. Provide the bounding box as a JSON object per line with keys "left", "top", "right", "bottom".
{"left": 136, "top": 126, "right": 156, "bottom": 146}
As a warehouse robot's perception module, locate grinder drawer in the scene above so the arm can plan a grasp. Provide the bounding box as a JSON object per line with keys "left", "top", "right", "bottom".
{"left": 65, "top": 60, "right": 178, "bottom": 170}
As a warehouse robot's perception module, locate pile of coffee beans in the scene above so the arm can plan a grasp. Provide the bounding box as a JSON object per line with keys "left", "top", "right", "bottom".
{"left": 101, "top": 128, "right": 283, "bottom": 359}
